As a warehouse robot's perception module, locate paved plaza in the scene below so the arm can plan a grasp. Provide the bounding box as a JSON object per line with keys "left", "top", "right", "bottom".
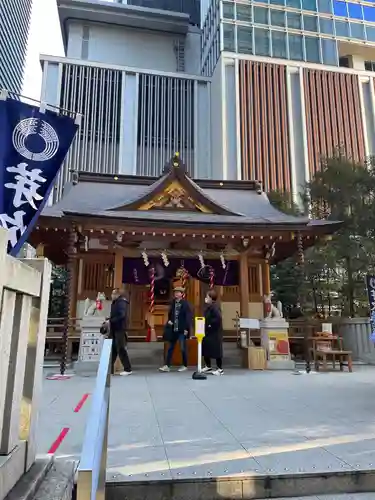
{"left": 38, "top": 366, "right": 375, "bottom": 487}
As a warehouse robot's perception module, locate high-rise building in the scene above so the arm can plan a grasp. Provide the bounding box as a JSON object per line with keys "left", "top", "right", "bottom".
{"left": 201, "top": 0, "right": 375, "bottom": 194}
{"left": 0, "top": 0, "right": 33, "bottom": 94}
{"left": 41, "top": 0, "right": 374, "bottom": 201}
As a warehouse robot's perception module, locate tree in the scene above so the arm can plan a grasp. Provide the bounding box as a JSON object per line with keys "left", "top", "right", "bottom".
{"left": 48, "top": 265, "right": 68, "bottom": 318}
{"left": 308, "top": 153, "right": 375, "bottom": 316}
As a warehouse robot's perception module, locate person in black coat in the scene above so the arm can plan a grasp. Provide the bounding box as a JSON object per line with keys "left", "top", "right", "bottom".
{"left": 108, "top": 288, "right": 132, "bottom": 376}
{"left": 159, "top": 286, "right": 193, "bottom": 372}
{"left": 202, "top": 290, "right": 224, "bottom": 376}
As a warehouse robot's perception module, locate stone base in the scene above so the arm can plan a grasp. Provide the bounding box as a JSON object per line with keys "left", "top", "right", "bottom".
{"left": 267, "top": 358, "right": 295, "bottom": 370}
{"left": 0, "top": 441, "right": 26, "bottom": 500}
{"left": 5, "top": 455, "right": 53, "bottom": 500}
{"left": 260, "top": 318, "right": 294, "bottom": 370}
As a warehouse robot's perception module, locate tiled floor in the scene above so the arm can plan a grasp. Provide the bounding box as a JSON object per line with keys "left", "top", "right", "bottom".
{"left": 37, "top": 366, "right": 375, "bottom": 481}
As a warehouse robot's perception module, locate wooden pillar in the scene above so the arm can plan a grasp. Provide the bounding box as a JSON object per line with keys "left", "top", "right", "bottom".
{"left": 262, "top": 261, "right": 271, "bottom": 297}
{"left": 114, "top": 252, "right": 125, "bottom": 373}
{"left": 239, "top": 252, "right": 249, "bottom": 318}
{"left": 114, "top": 252, "right": 124, "bottom": 288}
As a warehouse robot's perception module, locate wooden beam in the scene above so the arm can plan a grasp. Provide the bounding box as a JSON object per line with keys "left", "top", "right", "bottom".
{"left": 239, "top": 252, "right": 249, "bottom": 318}
{"left": 114, "top": 252, "right": 124, "bottom": 288}
{"left": 262, "top": 261, "right": 271, "bottom": 296}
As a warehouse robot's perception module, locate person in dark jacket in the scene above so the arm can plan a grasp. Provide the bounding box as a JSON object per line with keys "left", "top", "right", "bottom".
{"left": 202, "top": 290, "right": 224, "bottom": 376}
{"left": 159, "top": 286, "right": 193, "bottom": 372}
{"left": 109, "top": 288, "right": 132, "bottom": 376}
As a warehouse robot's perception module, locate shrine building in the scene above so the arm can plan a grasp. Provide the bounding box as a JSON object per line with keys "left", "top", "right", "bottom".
{"left": 29, "top": 153, "right": 340, "bottom": 343}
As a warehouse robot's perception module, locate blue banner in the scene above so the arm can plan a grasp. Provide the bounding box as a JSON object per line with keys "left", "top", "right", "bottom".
{"left": 0, "top": 97, "right": 78, "bottom": 256}
{"left": 366, "top": 275, "right": 375, "bottom": 341}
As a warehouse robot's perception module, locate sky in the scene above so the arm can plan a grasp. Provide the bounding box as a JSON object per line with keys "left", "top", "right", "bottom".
{"left": 22, "top": 0, "right": 64, "bottom": 101}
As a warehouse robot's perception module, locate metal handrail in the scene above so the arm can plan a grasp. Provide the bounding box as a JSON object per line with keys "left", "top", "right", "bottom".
{"left": 77, "top": 339, "right": 112, "bottom": 500}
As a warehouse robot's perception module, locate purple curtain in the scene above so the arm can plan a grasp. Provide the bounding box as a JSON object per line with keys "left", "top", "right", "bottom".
{"left": 122, "top": 257, "right": 239, "bottom": 286}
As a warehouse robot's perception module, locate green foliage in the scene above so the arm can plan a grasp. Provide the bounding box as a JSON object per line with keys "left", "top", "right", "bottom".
{"left": 269, "top": 153, "right": 375, "bottom": 317}
{"left": 48, "top": 265, "right": 67, "bottom": 318}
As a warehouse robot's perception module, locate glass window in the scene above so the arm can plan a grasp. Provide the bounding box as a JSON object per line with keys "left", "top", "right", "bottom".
{"left": 365, "top": 61, "right": 375, "bottom": 72}
{"left": 237, "top": 26, "right": 253, "bottom": 53}
{"left": 305, "top": 35, "right": 320, "bottom": 62}
{"left": 333, "top": 1, "right": 347, "bottom": 17}
{"left": 350, "top": 22, "right": 365, "bottom": 39}
{"left": 335, "top": 20, "right": 349, "bottom": 36}
{"left": 286, "top": 0, "right": 301, "bottom": 8}
{"left": 271, "top": 9, "right": 286, "bottom": 26}
{"left": 320, "top": 17, "right": 334, "bottom": 34}
{"left": 254, "top": 27, "right": 271, "bottom": 55}
{"left": 271, "top": 30, "right": 288, "bottom": 58}
{"left": 366, "top": 25, "right": 375, "bottom": 42}
{"left": 223, "top": 23, "right": 236, "bottom": 50}
{"left": 237, "top": 3, "right": 252, "bottom": 21}
{"left": 222, "top": 1, "right": 235, "bottom": 18}
{"left": 302, "top": 0, "right": 317, "bottom": 12}
{"left": 254, "top": 6, "right": 269, "bottom": 24}
{"left": 339, "top": 56, "right": 350, "bottom": 67}
{"left": 287, "top": 11, "right": 302, "bottom": 28}
{"left": 303, "top": 14, "right": 318, "bottom": 31}
{"left": 289, "top": 33, "right": 304, "bottom": 59}
{"left": 363, "top": 6, "right": 375, "bottom": 23}
{"left": 348, "top": 3, "right": 363, "bottom": 20}
{"left": 270, "top": 0, "right": 285, "bottom": 5}
{"left": 317, "top": 0, "right": 332, "bottom": 14}
{"left": 321, "top": 38, "right": 338, "bottom": 65}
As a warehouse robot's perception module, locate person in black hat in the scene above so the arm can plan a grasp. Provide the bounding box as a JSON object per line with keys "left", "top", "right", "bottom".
{"left": 159, "top": 286, "right": 192, "bottom": 372}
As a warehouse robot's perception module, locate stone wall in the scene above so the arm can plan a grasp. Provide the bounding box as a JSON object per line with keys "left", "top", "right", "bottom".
{"left": 335, "top": 317, "right": 375, "bottom": 364}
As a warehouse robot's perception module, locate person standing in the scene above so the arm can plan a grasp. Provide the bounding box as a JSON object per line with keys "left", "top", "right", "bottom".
{"left": 202, "top": 290, "right": 224, "bottom": 376}
{"left": 159, "top": 286, "right": 192, "bottom": 372}
{"left": 109, "top": 288, "right": 132, "bottom": 376}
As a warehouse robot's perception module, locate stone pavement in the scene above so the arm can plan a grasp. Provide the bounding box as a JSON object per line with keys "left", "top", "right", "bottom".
{"left": 37, "top": 366, "right": 375, "bottom": 484}
{"left": 277, "top": 496, "right": 375, "bottom": 499}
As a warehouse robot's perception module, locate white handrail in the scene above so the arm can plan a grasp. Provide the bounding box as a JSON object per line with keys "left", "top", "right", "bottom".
{"left": 77, "top": 339, "right": 112, "bottom": 500}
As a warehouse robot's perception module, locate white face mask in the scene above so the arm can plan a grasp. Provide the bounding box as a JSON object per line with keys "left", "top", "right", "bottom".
{"left": 204, "top": 297, "right": 210, "bottom": 304}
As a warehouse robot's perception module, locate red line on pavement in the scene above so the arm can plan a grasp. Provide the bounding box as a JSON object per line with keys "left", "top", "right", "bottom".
{"left": 74, "top": 393, "right": 90, "bottom": 413}
{"left": 48, "top": 427, "right": 69, "bottom": 454}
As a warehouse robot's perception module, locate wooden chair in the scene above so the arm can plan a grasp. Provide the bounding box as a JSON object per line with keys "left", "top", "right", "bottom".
{"left": 310, "top": 333, "right": 353, "bottom": 372}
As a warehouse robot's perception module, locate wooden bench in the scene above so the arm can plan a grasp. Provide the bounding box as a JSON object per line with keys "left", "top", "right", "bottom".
{"left": 310, "top": 334, "right": 353, "bottom": 372}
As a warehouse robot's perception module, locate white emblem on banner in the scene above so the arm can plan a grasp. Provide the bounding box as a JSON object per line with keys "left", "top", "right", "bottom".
{"left": 12, "top": 118, "right": 59, "bottom": 161}
{"left": 0, "top": 211, "right": 26, "bottom": 247}
{"left": 5, "top": 162, "right": 46, "bottom": 210}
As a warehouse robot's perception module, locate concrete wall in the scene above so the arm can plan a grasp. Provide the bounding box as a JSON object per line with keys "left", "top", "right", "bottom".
{"left": 66, "top": 21, "right": 201, "bottom": 74}
{"left": 210, "top": 57, "right": 224, "bottom": 179}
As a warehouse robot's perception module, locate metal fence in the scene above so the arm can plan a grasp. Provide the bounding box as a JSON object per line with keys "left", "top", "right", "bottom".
{"left": 76, "top": 339, "right": 112, "bottom": 500}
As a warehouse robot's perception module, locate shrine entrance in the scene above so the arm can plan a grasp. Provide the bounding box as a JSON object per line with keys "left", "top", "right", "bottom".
{"left": 29, "top": 152, "right": 340, "bottom": 370}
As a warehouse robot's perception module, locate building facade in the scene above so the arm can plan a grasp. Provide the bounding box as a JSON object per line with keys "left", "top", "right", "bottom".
{"left": 41, "top": 0, "right": 375, "bottom": 201}
{"left": 0, "top": 0, "right": 33, "bottom": 94}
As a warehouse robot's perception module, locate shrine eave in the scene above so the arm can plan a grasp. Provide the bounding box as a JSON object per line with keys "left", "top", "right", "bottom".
{"left": 38, "top": 210, "right": 341, "bottom": 235}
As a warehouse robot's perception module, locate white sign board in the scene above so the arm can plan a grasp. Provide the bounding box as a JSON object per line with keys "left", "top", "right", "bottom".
{"left": 239, "top": 318, "right": 260, "bottom": 329}
{"left": 195, "top": 316, "right": 205, "bottom": 336}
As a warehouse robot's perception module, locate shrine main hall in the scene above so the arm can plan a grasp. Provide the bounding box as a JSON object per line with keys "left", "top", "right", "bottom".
{"left": 30, "top": 154, "right": 338, "bottom": 341}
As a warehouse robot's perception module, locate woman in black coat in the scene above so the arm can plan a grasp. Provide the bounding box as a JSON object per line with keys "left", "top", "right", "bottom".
{"left": 202, "top": 290, "right": 224, "bottom": 376}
